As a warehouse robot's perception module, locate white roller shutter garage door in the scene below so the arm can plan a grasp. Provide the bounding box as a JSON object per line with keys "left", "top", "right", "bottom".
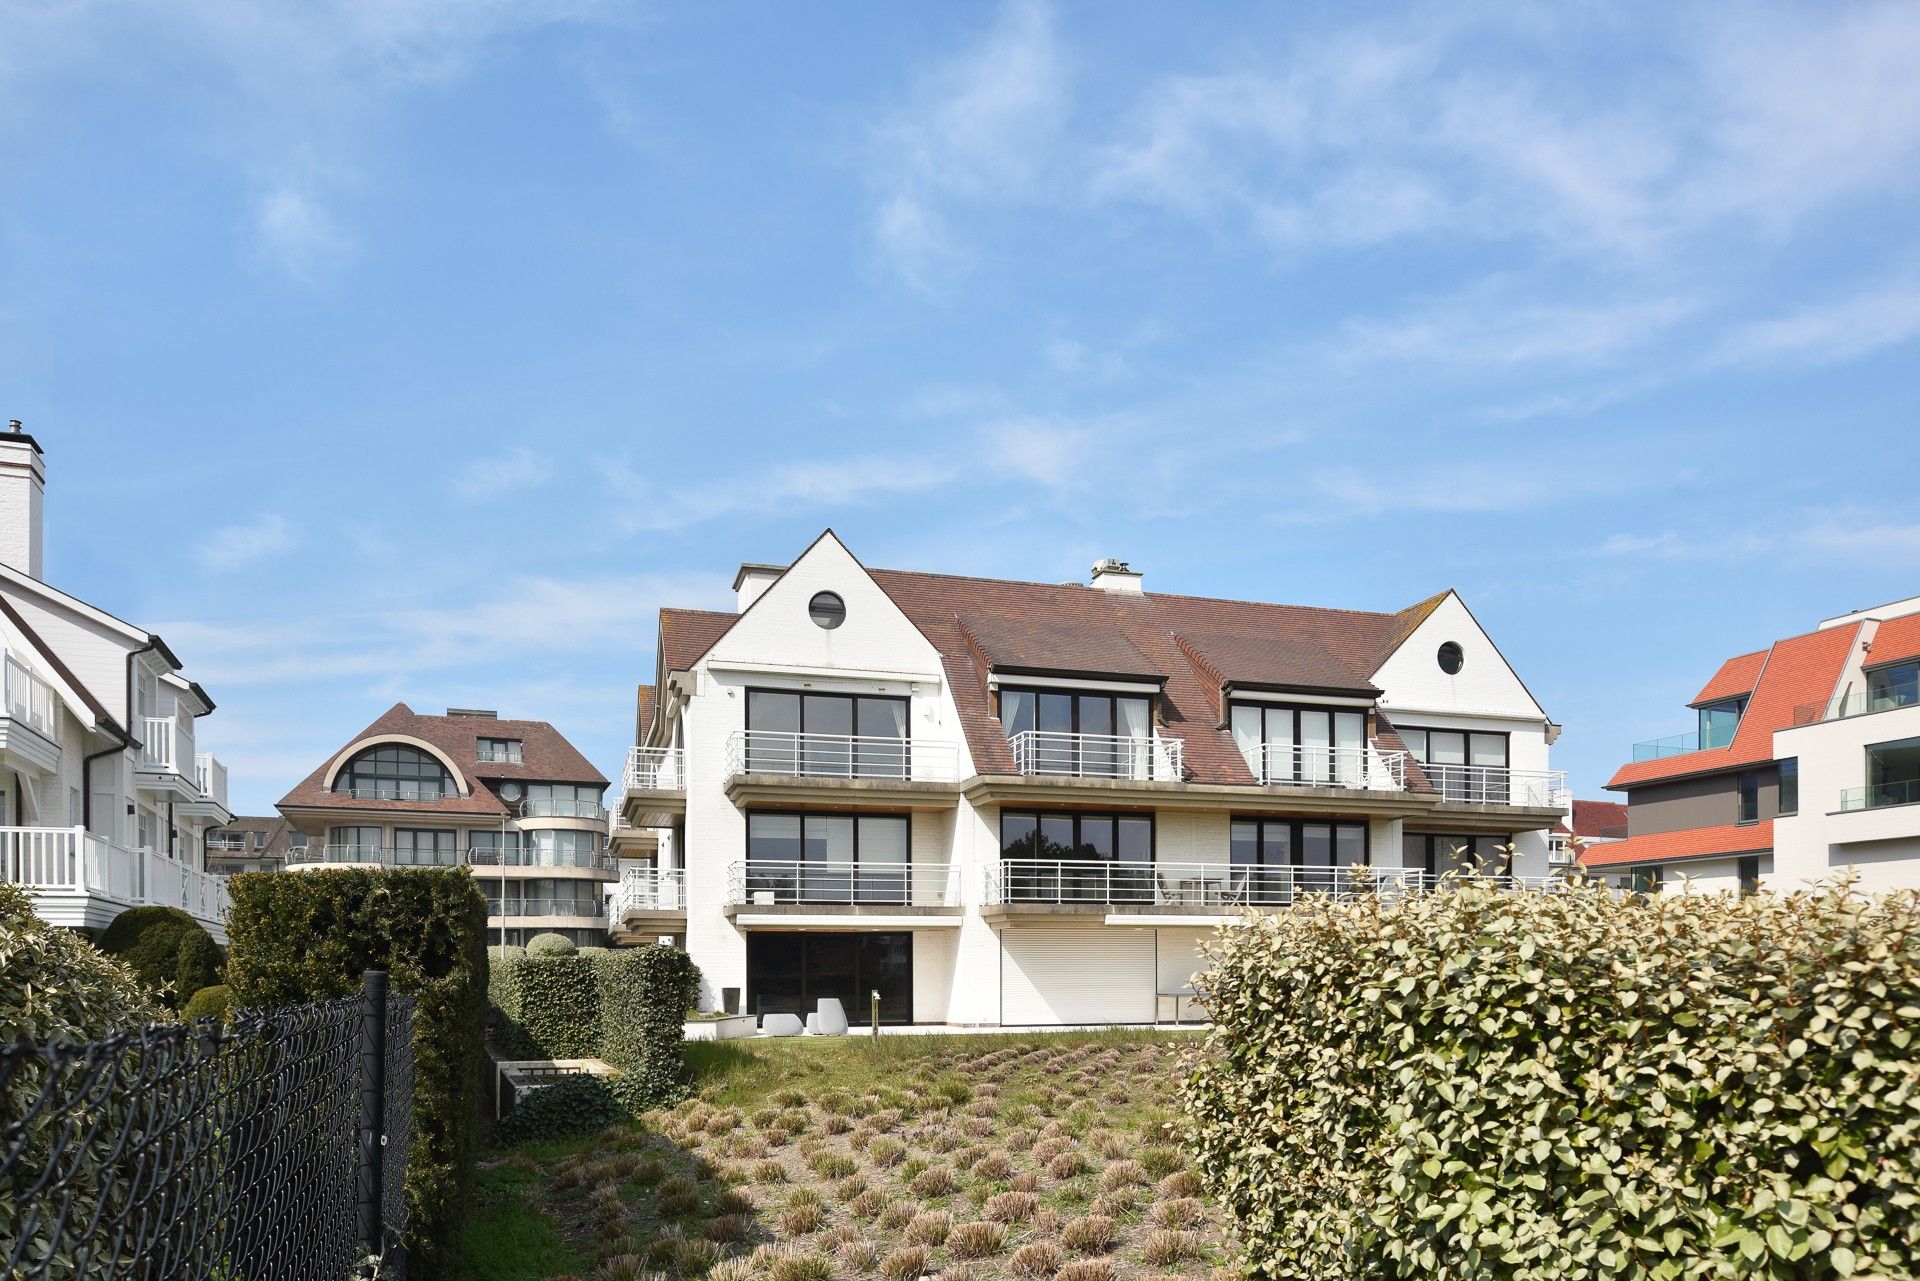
{"left": 1001, "top": 927, "right": 1155, "bottom": 1025}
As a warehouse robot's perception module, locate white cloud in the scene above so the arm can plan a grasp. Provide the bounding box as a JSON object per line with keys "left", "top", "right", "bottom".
{"left": 452, "top": 445, "right": 556, "bottom": 501}
{"left": 197, "top": 513, "right": 297, "bottom": 572}
{"left": 871, "top": 0, "right": 1065, "bottom": 283}
{"left": 1595, "top": 512, "right": 1920, "bottom": 565}
{"left": 1307, "top": 455, "right": 1681, "bottom": 522}
{"left": 1330, "top": 289, "right": 1697, "bottom": 370}
{"left": 1709, "top": 282, "right": 1920, "bottom": 368}
{"left": 254, "top": 182, "right": 346, "bottom": 279}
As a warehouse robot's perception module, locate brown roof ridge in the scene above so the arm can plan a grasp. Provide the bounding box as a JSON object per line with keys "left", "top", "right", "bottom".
{"left": 869, "top": 564, "right": 1409, "bottom": 620}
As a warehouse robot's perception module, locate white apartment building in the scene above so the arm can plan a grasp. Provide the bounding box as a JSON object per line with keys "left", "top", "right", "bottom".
{"left": 612, "top": 531, "right": 1566, "bottom": 1027}
{"left": 0, "top": 424, "right": 233, "bottom": 941}
{"left": 1589, "top": 594, "right": 1920, "bottom": 893}
{"left": 277, "top": 704, "right": 615, "bottom": 946}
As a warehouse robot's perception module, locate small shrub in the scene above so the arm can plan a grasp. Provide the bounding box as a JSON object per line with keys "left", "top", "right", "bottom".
{"left": 182, "top": 983, "right": 232, "bottom": 1025}
{"left": 945, "top": 1221, "right": 1004, "bottom": 1259}
{"left": 527, "top": 932, "right": 578, "bottom": 957}
{"left": 597, "top": 944, "right": 701, "bottom": 1113}
{"left": 97, "top": 905, "right": 221, "bottom": 1008}
{"left": 493, "top": 1076, "right": 622, "bottom": 1145}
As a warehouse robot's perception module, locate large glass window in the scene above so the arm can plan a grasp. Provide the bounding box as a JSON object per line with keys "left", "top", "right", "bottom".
{"left": 1864, "top": 735, "right": 1920, "bottom": 810}
{"left": 1405, "top": 832, "right": 1512, "bottom": 878}
{"left": 486, "top": 878, "right": 604, "bottom": 918}
{"left": 393, "top": 828, "right": 458, "bottom": 866}
{"left": 1230, "top": 818, "right": 1367, "bottom": 902}
{"left": 1231, "top": 703, "right": 1366, "bottom": 785}
{"left": 1867, "top": 662, "right": 1920, "bottom": 714}
{"left": 749, "top": 932, "right": 912, "bottom": 1025}
{"left": 746, "top": 812, "right": 911, "bottom": 902}
{"left": 1738, "top": 771, "right": 1761, "bottom": 823}
{"left": 332, "top": 744, "right": 454, "bottom": 801}
{"left": 1778, "top": 758, "right": 1798, "bottom": 815}
{"left": 524, "top": 782, "right": 605, "bottom": 818}
{"left": 1398, "top": 728, "right": 1511, "bottom": 802}
{"left": 1698, "top": 698, "right": 1747, "bottom": 750}
{"left": 999, "top": 811, "right": 1154, "bottom": 901}
{"left": 745, "top": 690, "right": 911, "bottom": 777}
{"left": 1000, "top": 688, "right": 1156, "bottom": 778}
{"left": 326, "top": 826, "right": 384, "bottom": 861}
{"left": 476, "top": 737, "right": 523, "bottom": 763}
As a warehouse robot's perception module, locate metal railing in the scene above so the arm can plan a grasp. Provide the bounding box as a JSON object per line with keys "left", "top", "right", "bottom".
{"left": 624, "top": 746, "right": 686, "bottom": 791}
{"left": 1839, "top": 779, "right": 1920, "bottom": 812}
{"left": 0, "top": 973, "right": 414, "bottom": 1281}
{"left": 614, "top": 867, "right": 686, "bottom": 915}
{"left": 519, "top": 797, "right": 608, "bottom": 819}
{"left": 982, "top": 859, "right": 1563, "bottom": 905}
{"left": 726, "top": 729, "right": 961, "bottom": 782}
{"left": 726, "top": 859, "right": 961, "bottom": 907}
{"left": 206, "top": 834, "right": 249, "bottom": 852}
{"left": 1006, "top": 730, "right": 1183, "bottom": 781}
{"left": 1630, "top": 727, "right": 1735, "bottom": 761}
{"left": 3, "top": 650, "right": 56, "bottom": 735}
{"left": 487, "top": 897, "right": 608, "bottom": 919}
{"left": 295, "top": 844, "right": 463, "bottom": 867}
{"left": 465, "top": 846, "right": 616, "bottom": 871}
{"left": 1420, "top": 763, "right": 1569, "bottom": 807}
{"left": 194, "top": 753, "right": 229, "bottom": 809}
{"left": 1794, "top": 685, "right": 1920, "bottom": 725}
{"left": 0, "top": 825, "right": 228, "bottom": 930}
{"left": 336, "top": 785, "right": 449, "bottom": 802}
{"left": 1247, "top": 743, "right": 1407, "bottom": 790}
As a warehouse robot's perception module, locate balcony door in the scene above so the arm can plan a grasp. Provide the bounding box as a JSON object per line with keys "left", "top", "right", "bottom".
{"left": 745, "top": 690, "right": 909, "bottom": 778}
{"left": 999, "top": 811, "right": 1153, "bottom": 902}
{"left": 748, "top": 931, "right": 913, "bottom": 1025}
{"left": 394, "top": 828, "right": 458, "bottom": 867}
{"left": 1000, "top": 689, "right": 1154, "bottom": 778}
{"left": 1231, "top": 819, "right": 1367, "bottom": 903}
{"left": 1231, "top": 703, "right": 1365, "bottom": 785}
{"left": 746, "top": 811, "right": 910, "bottom": 903}
{"left": 1400, "top": 729, "right": 1510, "bottom": 802}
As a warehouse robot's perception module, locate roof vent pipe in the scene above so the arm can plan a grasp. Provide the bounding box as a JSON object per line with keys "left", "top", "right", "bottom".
{"left": 1090, "top": 558, "right": 1142, "bottom": 594}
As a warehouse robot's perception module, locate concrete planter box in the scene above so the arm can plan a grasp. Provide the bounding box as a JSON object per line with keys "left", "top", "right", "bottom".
{"left": 682, "top": 1014, "right": 758, "bottom": 1042}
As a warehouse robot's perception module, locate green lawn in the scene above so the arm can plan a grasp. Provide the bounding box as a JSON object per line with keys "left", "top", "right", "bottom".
{"left": 462, "top": 1030, "right": 1235, "bottom": 1280}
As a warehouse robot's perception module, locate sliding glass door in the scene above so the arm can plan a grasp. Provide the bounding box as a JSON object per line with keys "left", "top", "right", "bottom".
{"left": 1231, "top": 703, "right": 1366, "bottom": 785}
{"left": 745, "top": 690, "right": 910, "bottom": 778}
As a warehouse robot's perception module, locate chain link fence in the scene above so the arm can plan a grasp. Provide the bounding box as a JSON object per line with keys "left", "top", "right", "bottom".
{"left": 1, "top": 971, "right": 414, "bottom": 1281}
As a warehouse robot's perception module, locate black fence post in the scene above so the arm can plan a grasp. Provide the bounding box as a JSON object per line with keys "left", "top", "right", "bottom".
{"left": 359, "top": 969, "right": 389, "bottom": 1264}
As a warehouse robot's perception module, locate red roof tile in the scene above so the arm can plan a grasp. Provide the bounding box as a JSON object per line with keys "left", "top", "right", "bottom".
{"left": 1607, "top": 623, "right": 1860, "bottom": 789}
{"left": 1570, "top": 799, "right": 1629, "bottom": 840}
{"left": 636, "top": 684, "right": 656, "bottom": 743}
{"left": 1691, "top": 650, "right": 1767, "bottom": 705}
{"left": 1867, "top": 611, "right": 1920, "bottom": 669}
{"left": 659, "top": 609, "right": 740, "bottom": 673}
{"left": 278, "top": 703, "right": 607, "bottom": 817}
{"left": 1576, "top": 820, "right": 1771, "bottom": 868}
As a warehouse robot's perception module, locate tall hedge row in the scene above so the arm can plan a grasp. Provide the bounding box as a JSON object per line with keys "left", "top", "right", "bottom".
{"left": 95, "top": 906, "right": 222, "bottom": 1009}
{"left": 225, "top": 868, "right": 489, "bottom": 1281}
{"left": 489, "top": 952, "right": 600, "bottom": 1059}
{"left": 1181, "top": 879, "right": 1920, "bottom": 1281}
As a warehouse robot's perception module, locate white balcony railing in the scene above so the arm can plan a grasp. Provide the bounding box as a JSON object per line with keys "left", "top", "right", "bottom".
{"left": 725, "top": 730, "right": 960, "bottom": 783}
{"left": 0, "top": 825, "right": 229, "bottom": 929}
{"left": 625, "top": 746, "right": 686, "bottom": 792}
{"left": 615, "top": 867, "right": 686, "bottom": 915}
{"left": 487, "top": 897, "right": 608, "bottom": 920}
{"left": 140, "top": 716, "right": 178, "bottom": 772}
{"left": 1007, "top": 731, "right": 1183, "bottom": 781}
{"left": 1420, "top": 764, "right": 1569, "bottom": 808}
{"left": 519, "top": 798, "right": 609, "bottom": 820}
{"left": 726, "top": 859, "right": 961, "bottom": 907}
{"left": 194, "top": 753, "right": 230, "bottom": 809}
{"left": 982, "top": 859, "right": 1563, "bottom": 906}
{"left": 3, "top": 651, "right": 56, "bottom": 736}
{"left": 1248, "top": 744, "right": 1408, "bottom": 790}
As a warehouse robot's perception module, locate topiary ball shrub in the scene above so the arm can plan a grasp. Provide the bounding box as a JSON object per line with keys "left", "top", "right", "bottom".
{"left": 182, "top": 983, "right": 233, "bottom": 1025}
{"left": 493, "top": 1076, "right": 622, "bottom": 1146}
{"left": 96, "top": 906, "right": 222, "bottom": 1008}
{"left": 525, "top": 932, "right": 576, "bottom": 957}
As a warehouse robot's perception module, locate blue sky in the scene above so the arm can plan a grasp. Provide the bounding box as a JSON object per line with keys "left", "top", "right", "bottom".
{"left": 3, "top": 1, "right": 1917, "bottom": 815}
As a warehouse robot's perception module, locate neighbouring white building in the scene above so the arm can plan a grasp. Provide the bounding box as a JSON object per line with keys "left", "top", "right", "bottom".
{"left": 611, "top": 531, "right": 1567, "bottom": 1027}
{"left": 0, "top": 424, "right": 233, "bottom": 941}
{"left": 276, "top": 704, "right": 615, "bottom": 946}
{"left": 1588, "top": 595, "right": 1920, "bottom": 894}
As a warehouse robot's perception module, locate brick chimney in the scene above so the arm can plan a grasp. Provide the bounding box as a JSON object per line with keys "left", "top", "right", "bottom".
{"left": 0, "top": 422, "right": 46, "bottom": 580}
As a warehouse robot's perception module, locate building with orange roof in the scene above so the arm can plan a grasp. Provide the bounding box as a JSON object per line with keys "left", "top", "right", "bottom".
{"left": 1584, "top": 594, "right": 1920, "bottom": 893}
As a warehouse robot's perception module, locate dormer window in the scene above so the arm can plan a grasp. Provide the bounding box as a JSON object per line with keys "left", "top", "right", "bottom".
{"left": 477, "top": 737, "right": 523, "bottom": 764}
{"left": 332, "top": 744, "right": 454, "bottom": 802}
{"left": 1000, "top": 687, "right": 1153, "bottom": 778}
{"left": 1867, "top": 662, "right": 1919, "bottom": 714}
{"left": 1697, "top": 697, "right": 1747, "bottom": 750}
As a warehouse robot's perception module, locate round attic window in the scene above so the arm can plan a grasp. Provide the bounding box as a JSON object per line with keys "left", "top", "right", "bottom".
{"left": 1437, "top": 641, "right": 1465, "bottom": 675}
{"left": 809, "top": 591, "right": 846, "bottom": 630}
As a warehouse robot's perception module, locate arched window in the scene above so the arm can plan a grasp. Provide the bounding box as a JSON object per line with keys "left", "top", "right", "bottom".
{"left": 332, "top": 744, "right": 456, "bottom": 801}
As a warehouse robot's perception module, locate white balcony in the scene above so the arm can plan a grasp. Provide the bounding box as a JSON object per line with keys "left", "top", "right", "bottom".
{"left": 193, "top": 754, "right": 230, "bottom": 809}
{"left": 3, "top": 651, "right": 57, "bottom": 737}
{"left": 1247, "top": 744, "right": 1408, "bottom": 791}
{"left": 726, "top": 859, "right": 961, "bottom": 908}
{"left": 1007, "top": 731, "right": 1183, "bottom": 782}
{"left": 624, "top": 746, "right": 686, "bottom": 792}
{"left": 140, "top": 715, "right": 178, "bottom": 772}
{"left": 1, "top": 825, "right": 229, "bottom": 941}
{"left": 982, "top": 859, "right": 1562, "bottom": 906}
{"left": 487, "top": 897, "right": 608, "bottom": 921}
{"left": 1421, "top": 764, "right": 1569, "bottom": 809}
{"left": 520, "top": 797, "right": 608, "bottom": 820}
{"left": 725, "top": 730, "right": 960, "bottom": 783}
{"left": 614, "top": 866, "right": 686, "bottom": 916}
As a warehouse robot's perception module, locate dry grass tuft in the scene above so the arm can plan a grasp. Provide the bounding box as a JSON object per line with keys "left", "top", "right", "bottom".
{"left": 848, "top": 1189, "right": 886, "bottom": 1219}
{"left": 588, "top": 1253, "right": 648, "bottom": 1281}
{"left": 1141, "top": 1228, "right": 1200, "bottom": 1265}
{"left": 748, "top": 1160, "right": 788, "bottom": 1184}
{"left": 983, "top": 1190, "right": 1039, "bottom": 1224}
{"left": 1009, "top": 1170, "right": 1039, "bottom": 1194}
{"left": 866, "top": 1136, "right": 906, "bottom": 1167}
{"left": 808, "top": 1151, "right": 857, "bottom": 1179}
{"left": 1061, "top": 1214, "right": 1115, "bottom": 1253}
{"left": 1152, "top": 1197, "right": 1204, "bottom": 1229}
{"left": 903, "top": 1209, "right": 952, "bottom": 1246}
{"left": 877, "top": 1244, "right": 932, "bottom": 1280}
{"left": 702, "top": 1213, "right": 751, "bottom": 1244}
{"left": 946, "top": 1220, "right": 1006, "bottom": 1259}
{"left": 1155, "top": 1170, "right": 1201, "bottom": 1200}
{"left": 1008, "top": 1241, "right": 1062, "bottom": 1278}
{"left": 909, "top": 1165, "right": 957, "bottom": 1197}
{"left": 713, "top": 1186, "right": 754, "bottom": 1215}
{"left": 1089, "top": 1190, "right": 1137, "bottom": 1217}
{"left": 1053, "top": 1260, "right": 1117, "bottom": 1281}
{"left": 777, "top": 1200, "right": 824, "bottom": 1236}
{"left": 877, "top": 1201, "right": 915, "bottom": 1231}
{"left": 1100, "top": 1159, "right": 1147, "bottom": 1191}
{"left": 969, "top": 1152, "right": 1012, "bottom": 1180}
{"left": 1046, "top": 1152, "right": 1086, "bottom": 1180}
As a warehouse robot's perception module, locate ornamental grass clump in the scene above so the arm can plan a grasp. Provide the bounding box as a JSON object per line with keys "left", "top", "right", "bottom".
{"left": 1182, "top": 875, "right": 1920, "bottom": 1281}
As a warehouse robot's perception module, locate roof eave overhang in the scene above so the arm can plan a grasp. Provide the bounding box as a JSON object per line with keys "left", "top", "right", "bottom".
{"left": 1222, "top": 679, "right": 1381, "bottom": 700}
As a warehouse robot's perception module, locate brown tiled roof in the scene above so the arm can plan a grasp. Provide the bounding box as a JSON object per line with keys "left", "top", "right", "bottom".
{"left": 955, "top": 608, "right": 1164, "bottom": 680}
{"left": 660, "top": 609, "right": 740, "bottom": 673}
{"left": 1867, "top": 611, "right": 1920, "bottom": 669}
{"left": 1576, "top": 820, "right": 1771, "bottom": 869}
{"left": 208, "top": 815, "right": 298, "bottom": 858}
{"left": 1692, "top": 650, "right": 1767, "bottom": 705}
{"left": 1570, "top": 799, "right": 1629, "bottom": 840}
{"left": 636, "top": 684, "right": 657, "bottom": 744}
{"left": 277, "top": 702, "right": 607, "bottom": 816}
{"left": 1607, "top": 624, "right": 1860, "bottom": 790}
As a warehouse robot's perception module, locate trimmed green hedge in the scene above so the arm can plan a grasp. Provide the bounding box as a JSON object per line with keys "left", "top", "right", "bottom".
{"left": 597, "top": 945, "right": 700, "bottom": 1113}
{"left": 489, "top": 954, "right": 599, "bottom": 1059}
{"left": 96, "top": 906, "right": 221, "bottom": 1009}
{"left": 225, "top": 868, "right": 488, "bottom": 1281}
{"left": 182, "top": 983, "right": 232, "bottom": 1025}
{"left": 493, "top": 1075, "right": 622, "bottom": 1145}
{"left": 1181, "top": 878, "right": 1920, "bottom": 1281}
